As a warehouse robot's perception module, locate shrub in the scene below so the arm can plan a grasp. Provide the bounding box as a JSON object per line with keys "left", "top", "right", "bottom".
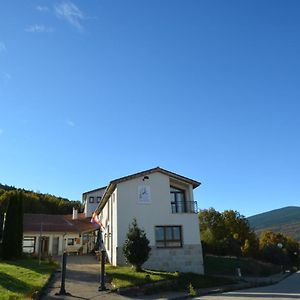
{"left": 123, "top": 218, "right": 151, "bottom": 272}
{"left": 188, "top": 282, "right": 197, "bottom": 296}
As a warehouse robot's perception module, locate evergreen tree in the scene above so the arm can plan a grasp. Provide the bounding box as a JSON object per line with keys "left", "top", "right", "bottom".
{"left": 123, "top": 219, "right": 151, "bottom": 272}
{"left": 2, "top": 191, "right": 23, "bottom": 259}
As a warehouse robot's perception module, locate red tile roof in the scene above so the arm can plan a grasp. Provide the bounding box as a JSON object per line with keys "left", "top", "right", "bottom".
{"left": 23, "top": 214, "right": 99, "bottom": 233}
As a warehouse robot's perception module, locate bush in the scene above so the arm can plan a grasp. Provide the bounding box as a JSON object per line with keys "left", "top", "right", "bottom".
{"left": 188, "top": 283, "right": 197, "bottom": 296}
{"left": 123, "top": 219, "right": 151, "bottom": 272}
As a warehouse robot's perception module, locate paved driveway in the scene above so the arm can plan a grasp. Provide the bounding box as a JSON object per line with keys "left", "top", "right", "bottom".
{"left": 197, "top": 271, "right": 300, "bottom": 300}
{"left": 41, "top": 254, "right": 187, "bottom": 300}
{"left": 42, "top": 254, "right": 127, "bottom": 300}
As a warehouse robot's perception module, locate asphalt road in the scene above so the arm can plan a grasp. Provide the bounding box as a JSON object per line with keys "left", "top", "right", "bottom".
{"left": 197, "top": 271, "right": 300, "bottom": 300}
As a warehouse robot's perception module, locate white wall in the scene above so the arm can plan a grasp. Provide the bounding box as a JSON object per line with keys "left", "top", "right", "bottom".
{"left": 112, "top": 191, "right": 118, "bottom": 265}
{"left": 97, "top": 171, "right": 203, "bottom": 272}
{"left": 83, "top": 188, "right": 106, "bottom": 217}
{"left": 99, "top": 190, "right": 118, "bottom": 264}
{"left": 116, "top": 172, "right": 201, "bottom": 248}
{"left": 23, "top": 232, "right": 84, "bottom": 255}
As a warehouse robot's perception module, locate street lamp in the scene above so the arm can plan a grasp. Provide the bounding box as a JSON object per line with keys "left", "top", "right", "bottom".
{"left": 99, "top": 231, "right": 107, "bottom": 291}
{"left": 277, "top": 243, "right": 284, "bottom": 273}
{"left": 55, "top": 233, "right": 70, "bottom": 296}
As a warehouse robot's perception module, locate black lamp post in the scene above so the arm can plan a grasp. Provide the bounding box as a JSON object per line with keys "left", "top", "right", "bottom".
{"left": 56, "top": 252, "right": 70, "bottom": 295}
{"left": 99, "top": 248, "right": 107, "bottom": 291}
{"left": 56, "top": 236, "right": 71, "bottom": 296}
{"left": 99, "top": 235, "right": 107, "bottom": 291}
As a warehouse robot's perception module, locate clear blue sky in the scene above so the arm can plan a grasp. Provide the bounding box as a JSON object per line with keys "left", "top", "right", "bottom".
{"left": 1, "top": 1, "right": 300, "bottom": 217}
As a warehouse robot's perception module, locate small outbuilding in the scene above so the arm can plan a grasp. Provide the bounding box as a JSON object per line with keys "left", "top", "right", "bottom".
{"left": 23, "top": 209, "right": 99, "bottom": 256}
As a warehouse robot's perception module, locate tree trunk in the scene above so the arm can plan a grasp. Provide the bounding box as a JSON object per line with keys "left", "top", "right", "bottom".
{"left": 135, "top": 265, "right": 142, "bottom": 272}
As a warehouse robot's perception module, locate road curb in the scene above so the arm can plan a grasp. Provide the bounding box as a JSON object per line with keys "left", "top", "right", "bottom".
{"left": 165, "top": 272, "right": 294, "bottom": 300}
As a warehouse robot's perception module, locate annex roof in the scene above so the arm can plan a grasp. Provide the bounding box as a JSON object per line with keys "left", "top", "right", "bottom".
{"left": 23, "top": 213, "right": 99, "bottom": 234}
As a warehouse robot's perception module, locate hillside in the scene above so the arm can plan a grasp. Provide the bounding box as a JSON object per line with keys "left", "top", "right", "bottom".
{"left": 0, "top": 183, "right": 83, "bottom": 241}
{"left": 248, "top": 206, "right": 300, "bottom": 241}
{"left": 0, "top": 183, "right": 82, "bottom": 215}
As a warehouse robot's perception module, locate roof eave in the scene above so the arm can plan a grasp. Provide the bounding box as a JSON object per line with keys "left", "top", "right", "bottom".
{"left": 95, "top": 183, "right": 117, "bottom": 213}
{"left": 82, "top": 186, "right": 107, "bottom": 196}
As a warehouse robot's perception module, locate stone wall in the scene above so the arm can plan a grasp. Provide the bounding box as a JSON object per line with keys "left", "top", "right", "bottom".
{"left": 116, "top": 244, "right": 204, "bottom": 274}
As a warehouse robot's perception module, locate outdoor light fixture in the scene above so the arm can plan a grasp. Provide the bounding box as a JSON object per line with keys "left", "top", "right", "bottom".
{"left": 142, "top": 176, "right": 149, "bottom": 181}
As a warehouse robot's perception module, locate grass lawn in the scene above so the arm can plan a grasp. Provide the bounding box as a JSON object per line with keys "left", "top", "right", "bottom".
{"left": 0, "top": 258, "right": 57, "bottom": 299}
{"left": 204, "top": 255, "right": 282, "bottom": 277}
{"left": 105, "top": 265, "right": 236, "bottom": 292}
{"left": 106, "top": 265, "right": 177, "bottom": 288}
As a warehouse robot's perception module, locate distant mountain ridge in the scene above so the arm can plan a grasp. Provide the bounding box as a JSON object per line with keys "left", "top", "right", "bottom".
{"left": 248, "top": 206, "right": 300, "bottom": 241}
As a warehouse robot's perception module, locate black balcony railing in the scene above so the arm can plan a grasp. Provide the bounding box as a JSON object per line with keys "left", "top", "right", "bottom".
{"left": 171, "top": 201, "right": 198, "bottom": 214}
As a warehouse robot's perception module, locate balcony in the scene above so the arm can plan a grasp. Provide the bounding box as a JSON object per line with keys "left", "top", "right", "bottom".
{"left": 171, "top": 201, "right": 198, "bottom": 214}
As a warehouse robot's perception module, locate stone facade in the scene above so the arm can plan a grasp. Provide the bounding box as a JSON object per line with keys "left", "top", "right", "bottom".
{"left": 116, "top": 244, "right": 204, "bottom": 274}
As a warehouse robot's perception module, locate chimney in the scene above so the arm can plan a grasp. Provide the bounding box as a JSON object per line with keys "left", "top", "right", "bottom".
{"left": 72, "top": 207, "right": 78, "bottom": 220}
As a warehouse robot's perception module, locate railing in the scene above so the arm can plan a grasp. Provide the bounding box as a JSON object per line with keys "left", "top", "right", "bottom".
{"left": 171, "top": 201, "right": 198, "bottom": 214}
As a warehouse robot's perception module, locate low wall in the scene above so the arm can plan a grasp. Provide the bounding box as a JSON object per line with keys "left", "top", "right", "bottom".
{"left": 116, "top": 244, "right": 204, "bottom": 274}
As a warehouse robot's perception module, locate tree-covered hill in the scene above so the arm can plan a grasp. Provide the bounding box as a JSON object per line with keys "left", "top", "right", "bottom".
{"left": 0, "top": 184, "right": 83, "bottom": 242}
{"left": 248, "top": 206, "right": 300, "bottom": 241}
{"left": 0, "top": 183, "right": 82, "bottom": 215}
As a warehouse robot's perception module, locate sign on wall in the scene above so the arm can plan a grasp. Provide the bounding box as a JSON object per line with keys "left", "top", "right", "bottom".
{"left": 138, "top": 185, "right": 151, "bottom": 204}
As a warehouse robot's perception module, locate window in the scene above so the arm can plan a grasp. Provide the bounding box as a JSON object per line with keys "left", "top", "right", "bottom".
{"left": 96, "top": 196, "right": 101, "bottom": 203}
{"left": 155, "top": 226, "right": 182, "bottom": 248}
{"left": 170, "top": 187, "right": 186, "bottom": 213}
{"left": 83, "top": 234, "right": 88, "bottom": 243}
{"left": 89, "top": 196, "right": 94, "bottom": 203}
{"left": 67, "top": 238, "right": 75, "bottom": 246}
{"left": 23, "top": 237, "right": 36, "bottom": 253}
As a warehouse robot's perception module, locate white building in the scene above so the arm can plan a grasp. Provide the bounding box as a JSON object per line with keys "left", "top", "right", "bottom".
{"left": 84, "top": 167, "right": 204, "bottom": 274}
{"left": 82, "top": 186, "right": 107, "bottom": 218}
{"left": 23, "top": 209, "right": 99, "bottom": 256}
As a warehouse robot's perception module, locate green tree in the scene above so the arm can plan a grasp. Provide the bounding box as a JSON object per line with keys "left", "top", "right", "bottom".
{"left": 199, "top": 208, "right": 259, "bottom": 257}
{"left": 0, "top": 191, "right": 10, "bottom": 242}
{"left": 223, "top": 210, "right": 258, "bottom": 257}
{"left": 241, "top": 231, "right": 259, "bottom": 257}
{"left": 259, "top": 231, "right": 300, "bottom": 267}
{"left": 123, "top": 219, "right": 151, "bottom": 272}
{"left": 2, "top": 191, "right": 24, "bottom": 259}
{"left": 199, "top": 208, "right": 230, "bottom": 255}
{"left": 285, "top": 236, "right": 300, "bottom": 266}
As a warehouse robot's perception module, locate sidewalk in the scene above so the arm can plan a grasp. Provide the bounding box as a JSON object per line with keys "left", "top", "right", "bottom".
{"left": 40, "top": 255, "right": 291, "bottom": 300}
